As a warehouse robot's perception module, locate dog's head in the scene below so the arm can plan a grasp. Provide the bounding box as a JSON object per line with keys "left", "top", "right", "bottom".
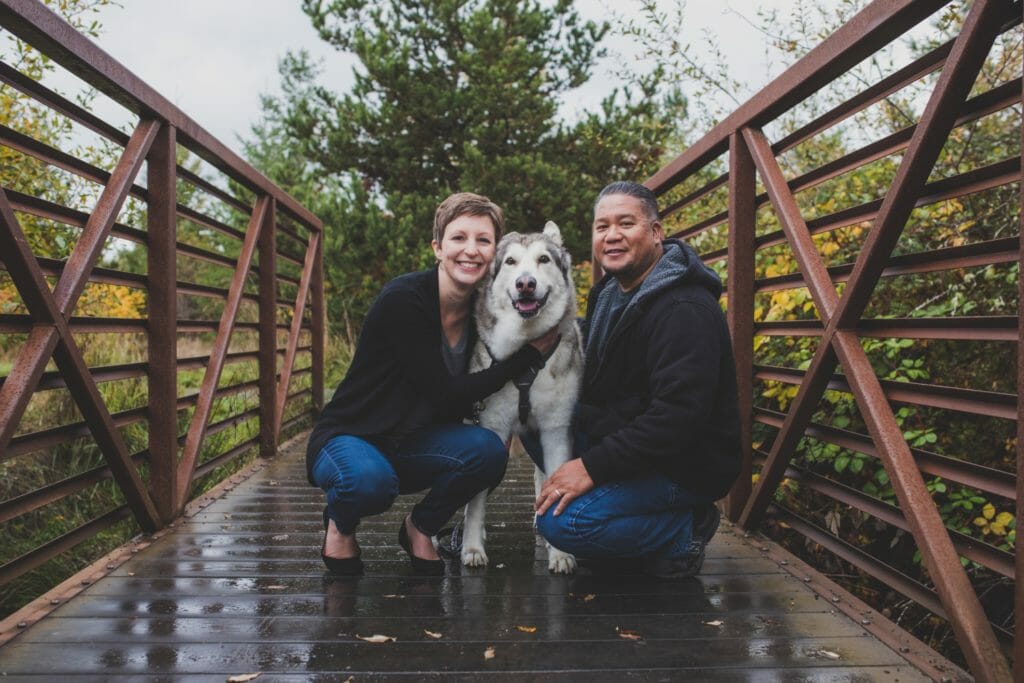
{"left": 489, "top": 221, "right": 573, "bottom": 321}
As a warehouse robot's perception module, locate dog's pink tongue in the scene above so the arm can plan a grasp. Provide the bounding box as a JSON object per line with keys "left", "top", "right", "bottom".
{"left": 516, "top": 299, "right": 539, "bottom": 313}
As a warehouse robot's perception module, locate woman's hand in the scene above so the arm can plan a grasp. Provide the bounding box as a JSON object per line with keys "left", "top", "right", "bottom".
{"left": 528, "top": 326, "right": 561, "bottom": 356}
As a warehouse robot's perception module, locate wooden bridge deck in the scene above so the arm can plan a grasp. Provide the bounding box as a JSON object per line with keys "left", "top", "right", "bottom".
{"left": 0, "top": 435, "right": 963, "bottom": 681}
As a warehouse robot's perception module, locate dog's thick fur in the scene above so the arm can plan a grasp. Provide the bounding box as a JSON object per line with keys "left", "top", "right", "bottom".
{"left": 462, "top": 221, "right": 583, "bottom": 574}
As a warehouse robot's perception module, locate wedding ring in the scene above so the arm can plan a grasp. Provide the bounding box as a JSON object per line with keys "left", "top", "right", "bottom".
{"left": 554, "top": 489, "right": 563, "bottom": 497}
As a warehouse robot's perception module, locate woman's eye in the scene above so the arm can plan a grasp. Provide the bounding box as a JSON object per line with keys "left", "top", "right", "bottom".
{"left": 538, "top": 255, "right": 550, "bottom": 264}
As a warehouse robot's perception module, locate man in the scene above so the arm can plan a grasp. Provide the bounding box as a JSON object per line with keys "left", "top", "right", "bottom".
{"left": 534, "top": 180, "right": 742, "bottom": 578}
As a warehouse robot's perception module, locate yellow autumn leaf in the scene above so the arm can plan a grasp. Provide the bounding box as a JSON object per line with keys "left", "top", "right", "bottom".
{"left": 516, "top": 625, "right": 537, "bottom": 633}
{"left": 982, "top": 503, "right": 996, "bottom": 520}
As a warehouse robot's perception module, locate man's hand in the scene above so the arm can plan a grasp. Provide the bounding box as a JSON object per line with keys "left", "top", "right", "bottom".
{"left": 535, "top": 459, "right": 594, "bottom": 517}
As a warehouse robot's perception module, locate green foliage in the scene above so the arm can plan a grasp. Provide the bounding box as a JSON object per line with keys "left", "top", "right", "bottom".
{"left": 246, "top": 0, "right": 679, "bottom": 341}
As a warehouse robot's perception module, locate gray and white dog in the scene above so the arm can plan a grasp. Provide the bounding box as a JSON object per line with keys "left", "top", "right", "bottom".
{"left": 462, "top": 221, "right": 583, "bottom": 574}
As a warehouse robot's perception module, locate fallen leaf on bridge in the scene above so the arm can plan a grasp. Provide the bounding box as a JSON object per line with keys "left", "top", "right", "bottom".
{"left": 516, "top": 625, "right": 537, "bottom": 633}
{"left": 357, "top": 634, "right": 396, "bottom": 643}
{"left": 424, "top": 630, "right": 443, "bottom": 639}
{"left": 617, "top": 628, "right": 643, "bottom": 641}
{"left": 227, "top": 673, "right": 261, "bottom": 682}
{"left": 484, "top": 646, "right": 496, "bottom": 660}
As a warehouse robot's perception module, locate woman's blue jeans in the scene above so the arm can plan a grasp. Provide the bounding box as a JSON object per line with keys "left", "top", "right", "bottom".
{"left": 524, "top": 431, "right": 712, "bottom": 561}
{"left": 311, "top": 423, "right": 508, "bottom": 536}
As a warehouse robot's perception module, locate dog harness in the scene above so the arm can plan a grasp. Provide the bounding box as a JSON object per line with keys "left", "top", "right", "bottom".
{"left": 474, "top": 335, "right": 561, "bottom": 426}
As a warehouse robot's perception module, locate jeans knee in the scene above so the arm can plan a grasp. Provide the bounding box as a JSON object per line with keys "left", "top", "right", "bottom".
{"left": 536, "top": 508, "right": 572, "bottom": 549}
{"left": 346, "top": 468, "right": 398, "bottom": 513}
{"left": 465, "top": 429, "right": 509, "bottom": 487}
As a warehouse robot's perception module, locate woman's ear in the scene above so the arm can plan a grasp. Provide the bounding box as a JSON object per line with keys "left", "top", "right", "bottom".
{"left": 431, "top": 240, "right": 441, "bottom": 261}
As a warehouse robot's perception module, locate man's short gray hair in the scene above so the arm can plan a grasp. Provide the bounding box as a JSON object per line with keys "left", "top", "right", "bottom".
{"left": 595, "top": 181, "right": 660, "bottom": 222}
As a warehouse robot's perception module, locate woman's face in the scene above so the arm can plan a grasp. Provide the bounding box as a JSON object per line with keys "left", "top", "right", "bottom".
{"left": 432, "top": 214, "right": 497, "bottom": 290}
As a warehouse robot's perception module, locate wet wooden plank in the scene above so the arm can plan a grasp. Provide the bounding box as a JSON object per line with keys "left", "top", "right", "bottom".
{"left": 0, "top": 435, "right": 938, "bottom": 680}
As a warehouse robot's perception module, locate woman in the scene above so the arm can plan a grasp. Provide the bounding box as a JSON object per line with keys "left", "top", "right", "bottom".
{"left": 306, "top": 192, "right": 558, "bottom": 575}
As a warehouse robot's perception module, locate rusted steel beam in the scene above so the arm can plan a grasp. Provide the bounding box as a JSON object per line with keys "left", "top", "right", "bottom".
{"left": 646, "top": 0, "right": 949, "bottom": 194}
{"left": 773, "top": 10, "right": 1020, "bottom": 157}
{"left": 740, "top": 336, "right": 841, "bottom": 527}
{"left": 258, "top": 199, "right": 279, "bottom": 457}
{"left": 1016, "top": 38, "right": 1024, "bottom": 676}
{"left": 0, "top": 507, "right": 132, "bottom": 586}
{"left": 0, "top": 449, "right": 147, "bottom": 524}
{"left": 176, "top": 166, "right": 251, "bottom": 216}
{"left": 275, "top": 230, "right": 320, "bottom": 438}
{"left": 311, "top": 223, "right": 325, "bottom": 414}
{"left": 767, "top": 457, "right": 1014, "bottom": 577}
{"left": 0, "top": 120, "right": 159, "bottom": 455}
{"left": 193, "top": 436, "right": 261, "bottom": 481}
{"left": 753, "top": 408, "right": 1016, "bottom": 501}
{"left": 754, "top": 363, "right": 1016, "bottom": 420}
{"left": 147, "top": 122, "right": 179, "bottom": 523}
{"left": 769, "top": 506, "right": 949, "bottom": 620}
{"left": 724, "top": 132, "right": 755, "bottom": 521}
{"left": 757, "top": 315, "right": 1018, "bottom": 342}
{"left": 0, "top": 0, "right": 322, "bottom": 232}
{"left": 700, "top": 157, "right": 1019, "bottom": 265}
{"left": 176, "top": 195, "right": 270, "bottom": 505}
{"left": 831, "top": 329, "right": 1009, "bottom": 680}
{"left": 0, "top": 60, "right": 127, "bottom": 144}
{"left": 743, "top": 127, "right": 840, "bottom": 321}
{"left": 661, "top": 171, "right": 728, "bottom": 220}
{"left": 756, "top": 236, "right": 1019, "bottom": 294}
{"left": 834, "top": 4, "right": 1012, "bottom": 333}
{"left": 0, "top": 123, "right": 146, "bottom": 197}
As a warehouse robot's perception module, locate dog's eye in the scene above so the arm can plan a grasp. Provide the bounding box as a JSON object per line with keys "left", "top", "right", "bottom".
{"left": 505, "top": 257, "right": 516, "bottom": 266}
{"left": 538, "top": 255, "right": 550, "bottom": 264}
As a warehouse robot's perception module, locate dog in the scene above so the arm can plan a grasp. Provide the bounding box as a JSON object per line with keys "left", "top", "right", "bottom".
{"left": 461, "top": 221, "right": 583, "bottom": 574}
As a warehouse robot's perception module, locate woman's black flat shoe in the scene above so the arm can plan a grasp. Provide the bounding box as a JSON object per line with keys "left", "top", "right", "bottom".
{"left": 398, "top": 519, "right": 445, "bottom": 576}
{"left": 322, "top": 507, "right": 363, "bottom": 576}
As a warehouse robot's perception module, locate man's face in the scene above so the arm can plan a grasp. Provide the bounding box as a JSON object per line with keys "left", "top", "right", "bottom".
{"left": 592, "top": 193, "right": 664, "bottom": 291}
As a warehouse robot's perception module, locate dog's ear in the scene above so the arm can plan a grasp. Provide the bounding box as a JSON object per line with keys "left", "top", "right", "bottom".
{"left": 542, "top": 221, "right": 563, "bottom": 246}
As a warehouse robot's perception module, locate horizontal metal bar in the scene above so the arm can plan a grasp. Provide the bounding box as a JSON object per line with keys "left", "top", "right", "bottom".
{"left": 661, "top": 172, "right": 728, "bottom": 219}
{"left": 0, "top": 0, "right": 322, "bottom": 232}
{"left": 0, "top": 60, "right": 128, "bottom": 144}
{"left": 767, "top": 505, "right": 948, "bottom": 619}
{"left": 191, "top": 435, "right": 260, "bottom": 481}
{"left": 755, "top": 451, "right": 1014, "bottom": 577}
{"left": 753, "top": 407, "right": 1016, "bottom": 501}
{"left": 754, "top": 364, "right": 1016, "bottom": 419}
{"left": 0, "top": 451, "right": 145, "bottom": 524}
{"left": 755, "top": 237, "right": 1019, "bottom": 294}
{"left": 756, "top": 316, "right": 1018, "bottom": 341}
{"left": 750, "top": 158, "right": 1020, "bottom": 254}
{"left": 0, "top": 506, "right": 132, "bottom": 586}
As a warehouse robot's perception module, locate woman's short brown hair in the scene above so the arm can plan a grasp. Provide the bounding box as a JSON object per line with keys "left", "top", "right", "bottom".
{"left": 433, "top": 192, "right": 505, "bottom": 244}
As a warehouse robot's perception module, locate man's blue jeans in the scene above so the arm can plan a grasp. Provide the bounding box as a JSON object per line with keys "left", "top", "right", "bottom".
{"left": 311, "top": 424, "right": 508, "bottom": 536}
{"left": 524, "top": 432, "right": 712, "bottom": 560}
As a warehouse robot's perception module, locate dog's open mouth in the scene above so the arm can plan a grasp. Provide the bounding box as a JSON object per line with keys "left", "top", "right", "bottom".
{"left": 510, "top": 292, "right": 549, "bottom": 318}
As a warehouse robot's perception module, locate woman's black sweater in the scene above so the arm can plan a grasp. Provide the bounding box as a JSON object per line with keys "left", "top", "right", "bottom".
{"left": 306, "top": 266, "right": 541, "bottom": 483}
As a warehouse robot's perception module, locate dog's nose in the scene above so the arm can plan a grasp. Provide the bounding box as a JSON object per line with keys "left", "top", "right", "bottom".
{"left": 516, "top": 275, "right": 536, "bottom": 295}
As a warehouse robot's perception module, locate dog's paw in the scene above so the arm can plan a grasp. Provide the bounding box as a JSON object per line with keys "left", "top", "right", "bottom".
{"left": 462, "top": 546, "right": 489, "bottom": 567}
{"left": 547, "top": 547, "right": 577, "bottom": 574}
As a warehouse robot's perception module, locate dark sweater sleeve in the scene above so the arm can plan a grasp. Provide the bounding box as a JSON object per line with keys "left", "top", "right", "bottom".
{"left": 580, "top": 299, "right": 722, "bottom": 484}
{"left": 374, "top": 283, "right": 541, "bottom": 410}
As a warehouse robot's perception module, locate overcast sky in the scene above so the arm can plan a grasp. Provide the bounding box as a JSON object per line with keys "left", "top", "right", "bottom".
{"left": 49, "top": 0, "right": 802, "bottom": 158}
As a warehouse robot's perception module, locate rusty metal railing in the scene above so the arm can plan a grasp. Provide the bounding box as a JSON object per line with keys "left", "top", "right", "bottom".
{"left": 645, "top": 0, "right": 1020, "bottom": 679}
{"left": 0, "top": 0, "right": 323, "bottom": 607}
